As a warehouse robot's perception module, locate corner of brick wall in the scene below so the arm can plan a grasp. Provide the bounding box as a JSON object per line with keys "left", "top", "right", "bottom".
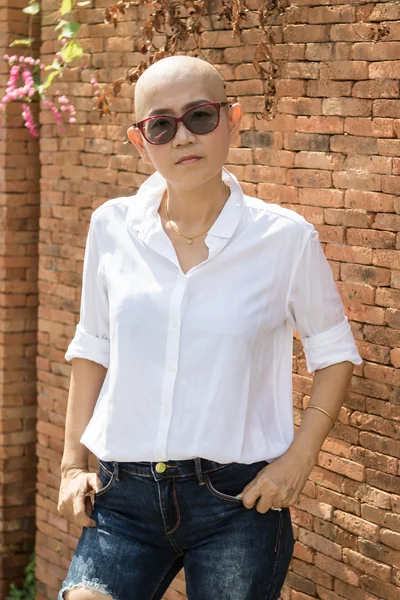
{"left": 35, "top": 1, "right": 399, "bottom": 599}
{"left": 0, "top": 1, "right": 40, "bottom": 596}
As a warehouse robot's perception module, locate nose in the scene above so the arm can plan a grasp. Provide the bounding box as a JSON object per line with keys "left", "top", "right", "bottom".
{"left": 172, "top": 120, "right": 196, "bottom": 146}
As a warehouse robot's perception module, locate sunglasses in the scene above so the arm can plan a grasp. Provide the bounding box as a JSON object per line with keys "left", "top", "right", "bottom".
{"left": 133, "top": 102, "right": 231, "bottom": 145}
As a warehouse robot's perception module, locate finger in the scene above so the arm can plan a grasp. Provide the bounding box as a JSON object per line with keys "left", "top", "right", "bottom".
{"left": 72, "top": 489, "right": 96, "bottom": 528}
{"left": 255, "top": 496, "right": 274, "bottom": 514}
{"left": 87, "top": 472, "right": 103, "bottom": 494}
{"left": 235, "top": 476, "right": 258, "bottom": 500}
{"left": 85, "top": 495, "right": 94, "bottom": 518}
{"left": 242, "top": 484, "right": 262, "bottom": 509}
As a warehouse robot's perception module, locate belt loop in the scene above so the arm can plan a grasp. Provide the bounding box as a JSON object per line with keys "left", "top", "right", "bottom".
{"left": 194, "top": 457, "right": 205, "bottom": 486}
{"left": 113, "top": 461, "right": 120, "bottom": 481}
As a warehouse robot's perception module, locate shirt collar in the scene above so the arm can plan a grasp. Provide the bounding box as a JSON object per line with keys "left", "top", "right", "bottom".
{"left": 125, "top": 166, "right": 244, "bottom": 241}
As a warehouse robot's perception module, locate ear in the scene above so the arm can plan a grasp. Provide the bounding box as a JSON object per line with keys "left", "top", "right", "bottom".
{"left": 127, "top": 126, "right": 153, "bottom": 165}
{"left": 228, "top": 102, "right": 243, "bottom": 146}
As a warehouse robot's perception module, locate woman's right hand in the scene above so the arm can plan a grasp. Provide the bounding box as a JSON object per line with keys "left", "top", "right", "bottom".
{"left": 57, "top": 468, "right": 103, "bottom": 528}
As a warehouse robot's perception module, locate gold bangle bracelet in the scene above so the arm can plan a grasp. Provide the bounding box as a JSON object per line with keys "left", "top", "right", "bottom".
{"left": 306, "top": 405, "right": 336, "bottom": 428}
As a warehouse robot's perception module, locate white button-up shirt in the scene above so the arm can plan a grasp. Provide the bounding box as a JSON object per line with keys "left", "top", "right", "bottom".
{"left": 65, "top": 167, "right": 362, "bottom": 464}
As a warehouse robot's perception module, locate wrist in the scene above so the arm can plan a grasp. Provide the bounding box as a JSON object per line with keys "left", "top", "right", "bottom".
{"left": 285, "top": 439, "right": 320, "bottom": 467}
{"left": 61, "top": 463, "right": 88, "bottom": 477}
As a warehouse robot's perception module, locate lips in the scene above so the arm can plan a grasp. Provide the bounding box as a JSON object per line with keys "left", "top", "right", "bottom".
{"left": 176, "top": 155, "right": 202, "bottom": 165}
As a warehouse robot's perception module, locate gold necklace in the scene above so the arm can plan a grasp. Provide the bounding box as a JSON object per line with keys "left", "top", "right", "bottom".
{"left": 164, "top": 184, "right": 229, "bottom": 245}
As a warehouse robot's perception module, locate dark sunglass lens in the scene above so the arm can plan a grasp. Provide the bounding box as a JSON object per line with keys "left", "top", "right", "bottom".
{"left": 145, "top": 117, "right": 175, "bottom": 144}
{"left": 185, "top": 105, "right": 219, "bottom": 134}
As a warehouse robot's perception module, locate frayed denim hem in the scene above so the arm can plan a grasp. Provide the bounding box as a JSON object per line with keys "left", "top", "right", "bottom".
{"left": 57, "top": 576, "right": 117, "bottom": 600}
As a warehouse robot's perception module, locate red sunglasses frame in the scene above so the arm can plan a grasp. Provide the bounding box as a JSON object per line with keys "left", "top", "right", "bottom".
{"left": 133, "top": 102, "right": 232, "bottom": 145}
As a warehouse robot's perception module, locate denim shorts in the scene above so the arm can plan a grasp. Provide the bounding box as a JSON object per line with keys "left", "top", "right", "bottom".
{"left": 58, "top": 457, "right": 295, "bottom": 600}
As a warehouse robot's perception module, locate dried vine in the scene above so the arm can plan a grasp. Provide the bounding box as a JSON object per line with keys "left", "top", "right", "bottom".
{"left": 96, "top": 0, "right": 287, "bottom": 120}
{"left": 95, "top": 0, "right": 394, "bottom": 121}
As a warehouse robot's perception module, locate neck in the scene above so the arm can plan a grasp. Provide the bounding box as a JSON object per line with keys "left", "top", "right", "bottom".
{"left": 159, "top": 171, "right": 229, "bottom": 235}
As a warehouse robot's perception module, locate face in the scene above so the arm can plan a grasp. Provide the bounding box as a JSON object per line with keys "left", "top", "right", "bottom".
{"left": 127, "top": 74, "right": 242, "bottom": 191}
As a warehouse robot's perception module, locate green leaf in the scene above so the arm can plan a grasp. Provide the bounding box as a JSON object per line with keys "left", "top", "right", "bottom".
{"left": 9, "top": 38, "right": 34, "bottom": 46}
{"left": 58, "top": 21, "right": 81, "bottom": 39}
{"left": 61, "top": 40, "right": 83, "bottom": 63}
{"left": 60, "top": 0, "right": 73, "bottom": 14}
{"left": 32, "top": 71, "right": 41, "bottom": 87}
{"left": 22, "top": 1, "right": 40, "bottom": 15}
{"left": 55, "top": 19, "right": 67, "bottom": 31}
{"left": 42, "top": 69, "right": 60, "bottom": 90}
{"left": 44, "top": 58, "right": 61, "bottom": 71}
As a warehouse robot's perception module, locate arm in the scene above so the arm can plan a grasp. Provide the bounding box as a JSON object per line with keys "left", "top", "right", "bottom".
{"left": 58, "top": 358, "right": 106, "bottom": 528}
{"left": 237, "top": 226, "right": 361, "bottom": 512}
{"left": 286, "top": 360, "right": 354, "bottom": 466}
{"left": 59, "top": 212, "right": 110, "bottom": 526}
{"left": 238, "top": 361, "right": 354, "bottom": 511}
{"left": 61, "top": 357, "right": 107, "bottom": 476}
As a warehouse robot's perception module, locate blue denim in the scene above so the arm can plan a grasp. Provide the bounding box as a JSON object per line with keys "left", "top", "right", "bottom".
{"left": 58, "top": 457, "right": 295, "bottom": 600}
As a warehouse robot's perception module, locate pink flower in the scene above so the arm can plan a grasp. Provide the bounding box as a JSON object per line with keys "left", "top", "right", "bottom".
{"left": 69, "top": 117, "right": 76, "bottom": 123}
{"left": 21, "top": 103, "right": 38, "bottom": 137}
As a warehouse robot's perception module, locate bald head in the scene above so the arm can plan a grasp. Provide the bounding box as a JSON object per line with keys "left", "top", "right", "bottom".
{"left": 134, "top": 55, "right": 227, "bottom": 121}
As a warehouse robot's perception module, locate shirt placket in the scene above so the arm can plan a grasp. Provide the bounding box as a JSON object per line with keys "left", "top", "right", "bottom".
{"left": 154, "top": 273, "right": 186, "bottom": 460}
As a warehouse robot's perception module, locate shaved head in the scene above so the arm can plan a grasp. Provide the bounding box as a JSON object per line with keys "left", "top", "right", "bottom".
{"left": 134, "top": 55, "right": 227, "bottom": 121}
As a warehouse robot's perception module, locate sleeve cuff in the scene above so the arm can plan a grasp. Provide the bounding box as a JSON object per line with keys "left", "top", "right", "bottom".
{"left": 64, "top": 323, "right": 110, "bottom": 369}
{"left": 302, "top": 318, "right": 362, "bottom": 373}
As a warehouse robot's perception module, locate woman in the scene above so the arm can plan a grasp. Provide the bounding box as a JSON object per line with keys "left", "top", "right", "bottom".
{"left": 57, "top": 55, "right": 362, "bottom": 600}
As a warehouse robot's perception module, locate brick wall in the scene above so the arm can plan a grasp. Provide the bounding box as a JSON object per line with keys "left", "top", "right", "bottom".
{"left": 34, "top": 0, "right": 400, "bottom": 599}
{"left": 0, "top": 0, "right": 39, "bottom": 595}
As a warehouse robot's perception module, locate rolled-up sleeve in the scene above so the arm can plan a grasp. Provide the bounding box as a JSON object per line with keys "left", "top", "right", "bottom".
{"left": 64, "top": 213, "right": 110, "bottom": 369}
{"left": 288, "top": 227, "right": 362, "bottom": 373}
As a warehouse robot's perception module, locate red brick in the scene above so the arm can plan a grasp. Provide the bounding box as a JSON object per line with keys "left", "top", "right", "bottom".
{"left": 359, "top": 537, "right": 400, "bottom": 569}
{"left": 287, "top": 169, "right": 332, "bottom": 188}
{"left": 347, "top": 229, "right": 396, "bottom": 249}
{"left": 314, "top": 516, "right": 359, "bottom": 550}
{"left": 296, "top": 116, "right": 343, "bottom": 135}
{"left": 366, "top": 469, "right": 400, "bottom": 495}
{"left": 343, "top": 548, "right": 391, "bottom": 581}
{"left": 292, "top": 558, "right": 332, "bottom": 589}
{"left": 314, "top": 554, "right": 359, "bottom": 586}
{"left": 370, "top": 61, "right": 400, "bottom": 79}
{"left": 374, "top": 100, "right": 400, "bottom": 119}
{"left": 325, "top": 244, "right": 372, "bottom": 265}
{"left": 325, "top": 209, "right": 373, "bottom": 228}
{"left": 349, "top": 446, "right": 397, "bottom": 476}
{"left": 318, "top": 451, "right": 365, "bottom": 482}
{"left": 345, "top": 190, "right": 395, "bottom": 213}
{"left": 344, "top": 117, "right": 394, "bottom": 138}
{"left": 376, "top": 287, "right": 400, "bottom": 309}
{"left": 380, "top": 529, "right": 400, "bottom": 551}
{"left": 332, "top": 510, "right": 380, "bottom": 542}
{"left": 360, "top": 574, "right": 400, "bottom": 600}
{"left": 341, "top": 263, "right": 391, "bottom": 286}
{"left": 316, "top": 487, "right": 360, "bottom": 517}
{"left": 283, "top": 25, "right": 330, "bottom": 43}
{"left": 308, "top": 79, "right": 352, "bottom": 97}
{"left": 323, "top": 99, "right": 372, "bottom": 118}
{"left": 321, "top": 61, "right": 369, "bottom": 80}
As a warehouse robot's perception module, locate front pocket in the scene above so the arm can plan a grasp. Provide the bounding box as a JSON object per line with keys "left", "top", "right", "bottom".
{"left": 204, "top": 461, "right": 268, "bottom": 504}
{"left": 95, "top": 461, "right": 116, "bottom": 498}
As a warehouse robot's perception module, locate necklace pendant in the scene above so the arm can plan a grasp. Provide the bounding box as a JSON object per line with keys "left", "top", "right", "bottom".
{"left": 186, "top": 238, "right": 193, "bottom": 245}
